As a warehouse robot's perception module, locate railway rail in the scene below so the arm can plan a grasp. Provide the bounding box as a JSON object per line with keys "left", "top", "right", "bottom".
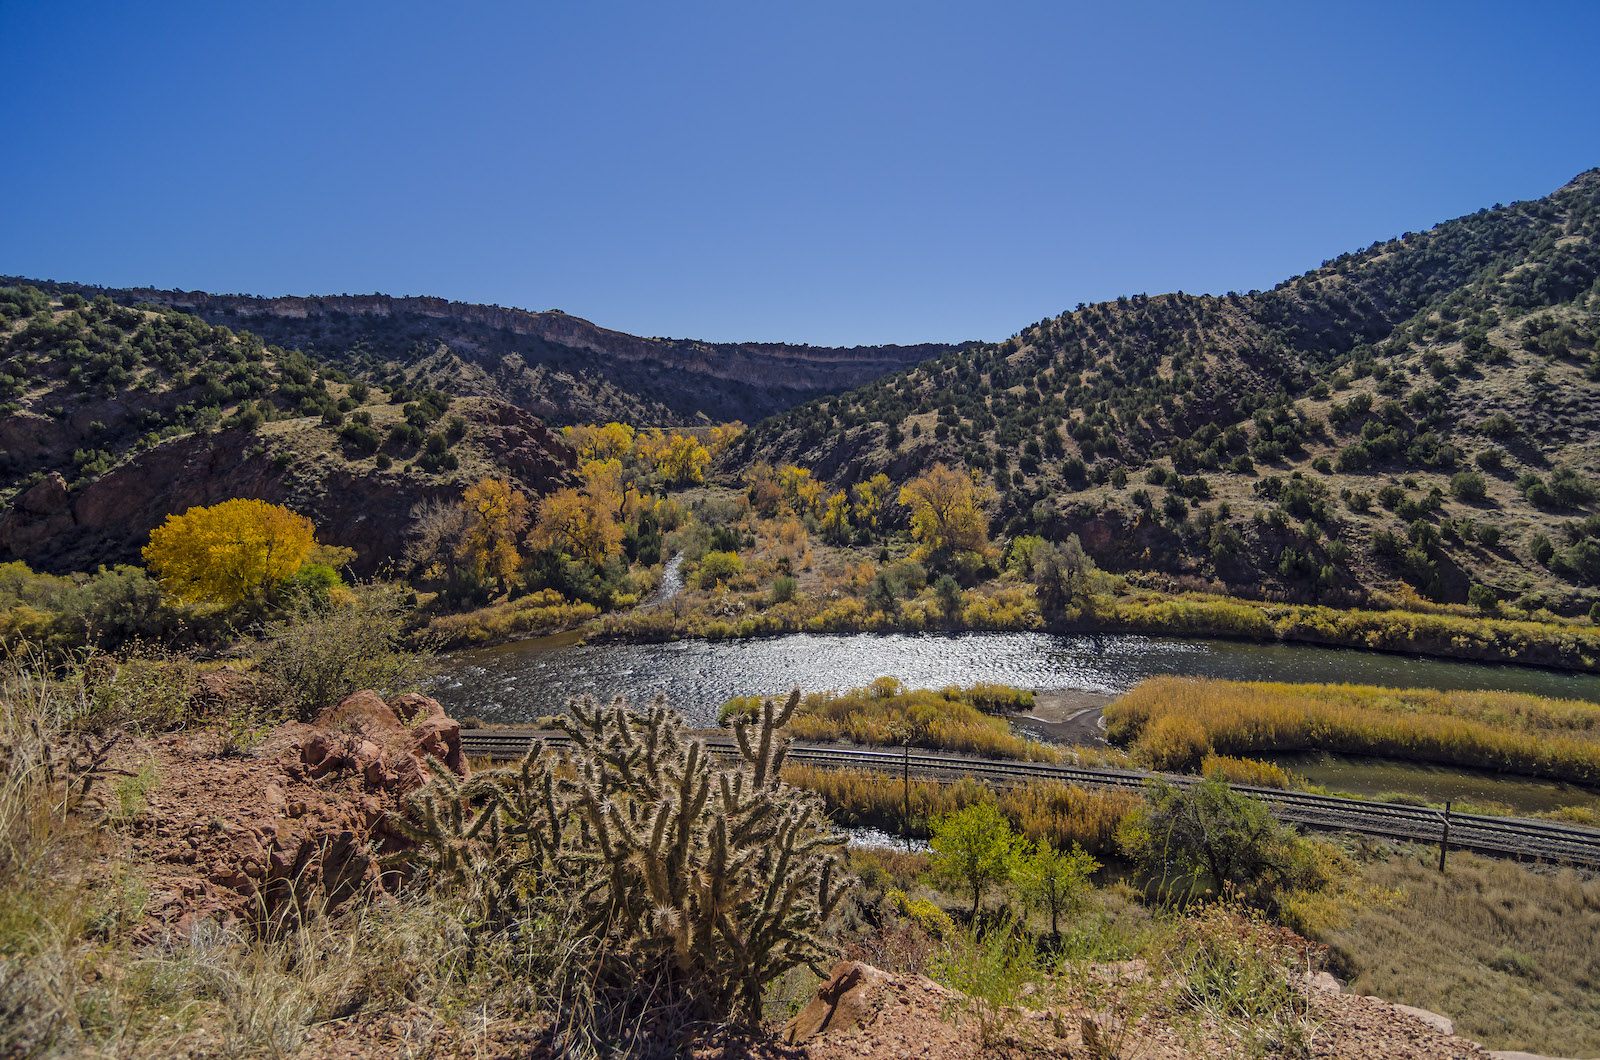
{"left": 458, "top": 729, "right": 1600, "bottom": 868}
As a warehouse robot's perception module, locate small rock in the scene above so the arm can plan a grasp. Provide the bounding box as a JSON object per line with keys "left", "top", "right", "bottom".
{"left": 783, "top": 961, "right": 889, "bottom": 1043}
{"left": 1393, "top": 1003, "right": 1454, "bottom": 1036}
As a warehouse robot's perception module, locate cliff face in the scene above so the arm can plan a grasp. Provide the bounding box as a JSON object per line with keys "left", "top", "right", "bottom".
{"left": 9, "top": 281, "right": 964, "bottom": 422}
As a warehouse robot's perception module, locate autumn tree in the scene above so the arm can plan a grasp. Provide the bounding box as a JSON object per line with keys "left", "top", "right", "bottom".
{"left": 143, "top": 498, "right": 316, "bottom": 605}
{"left": 582, "top": 458, "right": 641, "bottom": 524}
{"left": 898, "top": 463, "right": 993, "bottom": 563}
{"left": 564, "top": 421, "right": 637, "bottom": 463}
{"left": 851, "top": 473, "right": 893, "bottom": 538}
{"left": 529, "top": 487, "right": 624, "bottom": 565}
{"left": 462, "top": 477, "right": 531, "bottom": 593}
{"left": 745, "top": 462, "right": 783, "bottom": 516}
{"left": 656, "top": 433, "right": 711, "bottom": 487}
{"left": 778, "top": 464, "right": 824, "bottom": 515}
{"left": 820, "top": 491, "right": 852, "bottom": 544}
{"left": 707, "top": 420, "right": 746, "bottom": 456}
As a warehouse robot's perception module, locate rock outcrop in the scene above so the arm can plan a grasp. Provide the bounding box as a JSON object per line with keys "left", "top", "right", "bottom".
{"left": 123, "top": 690, "right": 468, "bottom": 935}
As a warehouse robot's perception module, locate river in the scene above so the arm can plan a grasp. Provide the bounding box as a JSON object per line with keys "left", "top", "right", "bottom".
{"left": 432, "top": 630, "right": 1600, "bottom": 730}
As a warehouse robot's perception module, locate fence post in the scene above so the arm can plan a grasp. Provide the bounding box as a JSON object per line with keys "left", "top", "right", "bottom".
{"left": 1438, "top": 800, "right": 1451, "bottom": 872}
{"left": 903, "top": 741, "right": 911, "bottom": 851}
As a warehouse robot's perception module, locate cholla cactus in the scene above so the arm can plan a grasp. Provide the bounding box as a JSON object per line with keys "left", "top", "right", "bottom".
{"left": 395, "top": 689, "right": 851, "bottom": 1028}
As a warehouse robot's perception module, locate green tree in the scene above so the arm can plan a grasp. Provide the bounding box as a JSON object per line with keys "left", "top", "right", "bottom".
{"left": 1117, "top": 776, "right": 1324, "bottom": 908}
{"left": 1014, "top": 841, "right": 1099, "bottom": 939}
{"left": 929, "top": 801, "right": 1021, "bottom": 917}
{"left": 1033, "top": 534, "right": 1094, "bottom": 618}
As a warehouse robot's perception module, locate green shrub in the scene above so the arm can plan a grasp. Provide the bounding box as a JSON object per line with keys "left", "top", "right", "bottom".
{"left": 696, "top": 550, "right": 743, "bottom": 589}
{"left": 255, "top": 583, "right": 434, "bottom": 720}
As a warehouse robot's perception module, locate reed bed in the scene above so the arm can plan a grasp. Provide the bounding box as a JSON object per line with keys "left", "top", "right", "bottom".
{"left": 425, "top": 593, "right": 598, "bottom": 647}
{"left": 1089, "top": 593, "right": 1600, "bottom": 671}
{"left": 785, "top": 765, "right": 1136, "bottom": 857}
{"left": 725, "top": 680, "right": 1052, "bottom": 762}
{"left": 1106, "top": 676, "right": 1600, "bottom": 782}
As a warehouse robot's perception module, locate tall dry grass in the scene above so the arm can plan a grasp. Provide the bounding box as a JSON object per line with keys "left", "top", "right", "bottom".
{"left": 1106, "top": 676, "right": 1600, "bottom": 782}
{"left": 785, "top": 765, "right": 1136, "bottom": 857}
{"left": 727, "top": 679, "right": 1054, "bottom": 762}
{"left": 1324, "top": 848, "right": 1600, "bottom": 1056}
{"left": 0, "top": 646, "right": 476, "bottom": 1058}
{"left": 1089, "top": 592, "right": 1600, "bottom": 671}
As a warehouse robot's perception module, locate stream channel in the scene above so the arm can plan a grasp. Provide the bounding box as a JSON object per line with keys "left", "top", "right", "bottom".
{"left": 434, "top": 631, "right": 1600, "bottom": 815}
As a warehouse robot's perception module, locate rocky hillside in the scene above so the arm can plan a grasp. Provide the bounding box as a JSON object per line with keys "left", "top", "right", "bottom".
{"left": 0, "top": 287, "right": 574, "bottom": 574}
{"left": 0, "top": 282, "right": 964, "bottom": 425}
{"left": 734, "top": 170, "right": 1600, "bottom": 613}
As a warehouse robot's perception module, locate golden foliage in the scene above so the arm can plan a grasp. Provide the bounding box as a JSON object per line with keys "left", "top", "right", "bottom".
{"left": 1107, "top": 676, "right": 1600, "bottom": 783}
{"left": 142, "top": 498, "right": 315, "bottom": 604}
{"left": 851, "top": 473, "right": 893, "bottom": 537}
{"left": 462, "top": 477, "right": 530, "bottom": 590}
{"left": 898, "top": 463, "right": 992, "bottom": 560}
{"left": 528, "top": 486, "right": 623, "bottom": 565}
{"left": 706, "top": 420, "right": 746, "bottom": 456}
{"left": 580, "top": 458, "right": 640, "bottom": 524}
{"left": 563, "top": 421, "right": 636, "bottom": 462}
{"left": 820, "top": 491, "right": 852, "bottom": 543}
{"left": 654, "top": 433, "right": 711, "bottom": 486}
{"left": 778, "top": 464, "right": 824, "bottom": 515}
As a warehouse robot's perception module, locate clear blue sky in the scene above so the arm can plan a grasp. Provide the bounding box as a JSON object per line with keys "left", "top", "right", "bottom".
{"left": 3, "top": 2, "right": 1597, "bottom": 347}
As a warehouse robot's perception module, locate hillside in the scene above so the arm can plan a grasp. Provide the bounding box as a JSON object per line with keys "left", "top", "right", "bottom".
{"left": 0, "top": 288, "right": 575, "bottom": 574}
{"left": 0, "top": 281, "right": 963, "bottom": 425}
{"left": 734, "top": 170, "right": 1600, "bottom": 613}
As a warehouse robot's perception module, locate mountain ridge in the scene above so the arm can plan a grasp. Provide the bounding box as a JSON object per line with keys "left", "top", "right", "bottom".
{"left": 0, "top": 278, "right": 968, "bottom": 424}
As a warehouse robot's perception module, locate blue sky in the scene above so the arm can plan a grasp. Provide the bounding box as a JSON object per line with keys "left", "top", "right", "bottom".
{"left": 2, "top": 2, "right": 1597, "bottom": 347}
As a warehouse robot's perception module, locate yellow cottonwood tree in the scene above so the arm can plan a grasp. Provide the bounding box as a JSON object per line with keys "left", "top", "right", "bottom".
{"left": 463, "top": 477, "right": 531, "bottom": 593}
{"left": 582, "top": 458, "right": 641, "bottom": 524}
{"left": 564, "top": 421, "right": 637, "bottom": 462}
{"left": 851, "top": 473, "right": 893, "bottom": 537}
{"left": 707, "top": 420, "right": 746, "bottom": 456}
{"left": 898, "top": 463, "right": 993, "bottom": 561}
{"left": 143, "top": 498, "right": 316, "bottom": 604}
{"left": 656, "top": 433, "right": 711, "bottom": 487}
{"left": 529, "top": 487, "right": 624, "bottom": 564}
{"left": 778, "top": 464, "right": 824, "bottom": 515}
{"left": 820, "top": 491, "right": 852, "bottom": 544}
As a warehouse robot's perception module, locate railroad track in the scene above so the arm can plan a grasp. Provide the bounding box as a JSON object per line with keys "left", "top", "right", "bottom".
{"left": 458, "top": 729, "right": 1600, "bottom": 868}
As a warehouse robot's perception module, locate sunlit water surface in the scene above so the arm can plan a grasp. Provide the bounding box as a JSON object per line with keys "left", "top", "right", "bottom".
{"left": 433, "top": 631, "right": 1600, "bottom": 731}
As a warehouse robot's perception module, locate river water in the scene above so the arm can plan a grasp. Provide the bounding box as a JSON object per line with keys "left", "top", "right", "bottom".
{"left": 432, "top": 630, "right": 1600, "bottom": 730}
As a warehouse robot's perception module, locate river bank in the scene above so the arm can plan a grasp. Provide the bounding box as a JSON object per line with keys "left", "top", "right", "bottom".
{"left": 426, "top": 581, "right": 1600, "bottom": 674}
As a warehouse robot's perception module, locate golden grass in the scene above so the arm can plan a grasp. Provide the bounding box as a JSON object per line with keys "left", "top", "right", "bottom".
{"left": 1322, "top": 848, "right": 1600, "bottom": 1056}
{"left": 1106, "top": 676, "right": 1600, "bottom": 782}
{"left": 425, "top": 590, "right": 599, "bottom": 647}
{"left": 1089, "top": 591, "right": 1600, "bottom": 671}
{"left": 785, "top": 765, "right": 1136, "bottom": 857}
{"left": 726, "top": 680, "right": 1053, "bottom": 761}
